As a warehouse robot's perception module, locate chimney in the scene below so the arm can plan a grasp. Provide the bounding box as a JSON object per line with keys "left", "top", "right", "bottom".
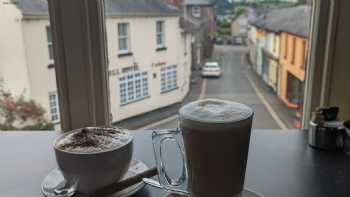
{"left": 165, "top": 0, "right": 184, "bottom": 9}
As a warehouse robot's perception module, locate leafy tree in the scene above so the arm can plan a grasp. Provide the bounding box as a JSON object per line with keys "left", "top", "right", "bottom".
{"left": 0, "top": 85, "right": 54, "bottom": 131}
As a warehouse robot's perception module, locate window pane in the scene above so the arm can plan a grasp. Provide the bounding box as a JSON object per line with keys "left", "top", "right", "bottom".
{"left": 157, "top": 34, "right": 163, "bottom": 46}
{"left": 156, "top": 21, "right": 164, "bottom": 46}
{"left": 118, "top": 38, "right": 127, "bottom": 51}
{"left": 118, "top": 23, "right": 129, "bottom": 51}
{"left": 0, "top": 1, "right": 60, "bottom": 131}
{"left": 156, "top": 21, "right": 161, "bottom": 33}
{"left": 118, "top": 23, "right": 127, "bottom": 36}
{"left": 105, "top": 0, "right": 313, "bottom": 130}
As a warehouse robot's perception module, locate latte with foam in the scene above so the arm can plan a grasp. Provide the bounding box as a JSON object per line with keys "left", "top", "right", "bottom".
{"left": 178, "top": 99, "right": 254, "bottom": 197}
{"left": 56, "top": 127, "right": 131, "bottom": 153}
{"left": 180, "top": 99, "right": 253, "bottom": 124}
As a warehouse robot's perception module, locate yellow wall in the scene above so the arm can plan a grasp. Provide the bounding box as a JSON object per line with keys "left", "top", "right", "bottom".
{"left": 278, "top": 32, "right": 308, "bottom": 108}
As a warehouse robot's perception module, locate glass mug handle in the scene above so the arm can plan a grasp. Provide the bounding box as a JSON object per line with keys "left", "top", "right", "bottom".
{"left": 152, "top": 129, "right": 189, "bottom": 195}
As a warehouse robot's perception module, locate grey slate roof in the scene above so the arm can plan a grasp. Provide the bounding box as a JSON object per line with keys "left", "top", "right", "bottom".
{"left": 184, "top": 0, "right": 212, "bottom": 6}
{"left": 249, "top": 5, "right": 311, "bottom": 38}
{"left": 105, "top": 0, "right": 180, "bottom": 17}
{"left": 180, "top": 18, "right": 200, "bottom": 33}
{"left": 16, "top": 0, "right": 180, "bottom": 18}
{"left": 16, "top": 0, "right": 49, "bottom": 17}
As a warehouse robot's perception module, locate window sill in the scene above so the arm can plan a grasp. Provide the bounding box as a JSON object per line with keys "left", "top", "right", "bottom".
{"left": 161, "top": 87, "right": 178, "bottom": 94}
{"left": 51, "top": 120, "right": 60, "bottom": 124}
{"left": 118, "top": 52, "right": 133, "bottom": 58}
{"left": 156, "top": 47, "right": 167, "bottom": 52}
{"left": 47, "top": 63, "right": 55, "bottom": 69}
{"left": 120, "top": 95, "right": 150, "bottom": 106}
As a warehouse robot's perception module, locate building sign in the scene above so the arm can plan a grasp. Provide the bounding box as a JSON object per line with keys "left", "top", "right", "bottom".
{"left": 109, "top": 62, "right": 140, "bottom": 76}
{"left": 152, "top": 62, "right": 166, "bottom": 67}
{"left": 108, "top": 69, "right": 119, "bottom": 76}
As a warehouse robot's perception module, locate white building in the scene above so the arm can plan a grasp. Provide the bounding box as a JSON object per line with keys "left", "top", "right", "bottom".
{"left": 105, "top": 0, "right": 192, "bottom": 122}
{"left": 0, "top": 0, "right": 192, "bottom": 126}
{"left": 231, "top": 12, "right": 249, "bottom": 45}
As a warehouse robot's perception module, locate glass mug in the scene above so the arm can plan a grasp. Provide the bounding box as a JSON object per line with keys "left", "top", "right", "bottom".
{"left": 152, "top": 99, "right": 254, "bottom": 197}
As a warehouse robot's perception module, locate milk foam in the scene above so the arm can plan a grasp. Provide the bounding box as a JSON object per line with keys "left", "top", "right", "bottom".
{"left": 56, "top": 127, "right": 131, "bottom": 153}
{"left": 179, "top": 99, "right": 253, "bottom": 123}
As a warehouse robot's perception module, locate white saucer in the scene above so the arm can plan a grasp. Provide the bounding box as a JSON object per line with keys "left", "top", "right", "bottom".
{"left": 167, "top": 189, "right": 264, "bottom": 197}
{"left": 42, "top": 160, "right": 149, "bottom": 197}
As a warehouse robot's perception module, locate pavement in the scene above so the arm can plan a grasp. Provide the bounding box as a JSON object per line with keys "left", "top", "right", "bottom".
{"left": 115, "top": 45, "right": 296, "bottom": 130}
{"left": 246, "top": 63, "right": 297, "bottom": 129}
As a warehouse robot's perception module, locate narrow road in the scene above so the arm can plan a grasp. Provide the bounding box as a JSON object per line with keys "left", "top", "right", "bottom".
{"left": 151, "top": 45, "right": 280, "bottom": 129}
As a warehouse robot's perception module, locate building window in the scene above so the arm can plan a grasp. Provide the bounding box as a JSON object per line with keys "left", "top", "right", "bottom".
{"left": 156, "top": 21, "right": 165, "bottom": 48}
{"left": 119, "top": 71, "right": 149, "bottom": 105}
{"left": 118, "top": 23, "right": 130, "bottom": 54}
{"left": 273, "top": 35, "right": 277, "bottom": 53}
{"left": 286, "top": 73, "right": 303, "bottom": 106}
{"left": 46, "top": 26, "right": 54, "bottom": 62}
{"left": 161, "top": 65, "right": 177, "bottom": 93}
{"left": 301, "top": 40, "right": 307, "bottom": 69}
{"left": 291, "top": 37, "right": 297, "bottom": 65}
{"left": 192, "top": 6, "right": 201, "bottom": 18}
{"left": 49, "top": 92, "right": 60, "bottom": 122}
{"left": 284, "top": 34, "right": 288, "bottom": 59}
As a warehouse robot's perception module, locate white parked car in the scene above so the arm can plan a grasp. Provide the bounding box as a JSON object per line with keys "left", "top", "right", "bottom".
{"left": 201, "top": 62, "right": 221, "bottom": 77}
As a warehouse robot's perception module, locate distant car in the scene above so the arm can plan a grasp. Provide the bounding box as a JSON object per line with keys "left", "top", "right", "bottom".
{"left": 215, "top": 37, "right": 224, "bottom": 45}
{"left": 202, "top": 62, "right": 221, "bottom": 77}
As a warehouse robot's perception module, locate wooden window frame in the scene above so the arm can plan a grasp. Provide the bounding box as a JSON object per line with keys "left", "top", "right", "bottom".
{"left": 48, "top": 0, "right": 110, "bottom": 130}
{"left": 284, "top": 34, "right": 288, "bottom": 59}
{"left": 301, "top": 40, "right": 307, "bottom": 69}
{"left": 302, "top": 0, "right": 340, "bottom": 129}
{"left": 291, "top": 36, "right": 296, "bottom": 65}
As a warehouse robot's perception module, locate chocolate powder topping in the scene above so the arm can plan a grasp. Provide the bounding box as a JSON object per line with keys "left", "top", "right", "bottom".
{"left": 57, "top": 127, "right": 129, "bottom": 153}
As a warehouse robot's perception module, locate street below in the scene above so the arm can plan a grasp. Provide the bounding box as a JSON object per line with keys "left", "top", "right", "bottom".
{"left": 150, "top": 45, "right": 282, "bottom": 130}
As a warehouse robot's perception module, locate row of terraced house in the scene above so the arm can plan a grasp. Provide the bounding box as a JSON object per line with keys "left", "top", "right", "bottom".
{"left": 248, "top": 5, "right": 311, "bottom": 124}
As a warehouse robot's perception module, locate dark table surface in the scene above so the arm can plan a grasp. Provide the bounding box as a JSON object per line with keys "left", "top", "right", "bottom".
{"left": 1, "top": 129, "right": 350, "bottom": 197}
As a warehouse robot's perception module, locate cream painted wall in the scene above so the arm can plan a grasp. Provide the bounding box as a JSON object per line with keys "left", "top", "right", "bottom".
{"left": 0, "top": 7, "right": 191, "bottom": 124}
{"left": 106, "top": 16, "right": 191, "bottom": 122}
{"left": 248, "top": 26, "right": 257, "bottom": 67}
{"left": 0, "top": 3, "right": 31, "bottom": 96}
{"left": 266, "top": 32, "right": 279, "bottom": 58}
{"left": 231, "top": 15, "right": 248, "bottom": 37}
{"left": 22, "top": 19, "right": 57, "bottom": 121}
{"left": 248, "top": 26, "right": 257, "bottom": 44}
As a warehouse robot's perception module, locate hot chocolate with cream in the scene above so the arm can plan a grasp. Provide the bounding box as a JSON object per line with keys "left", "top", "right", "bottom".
{"left": 56, "top": 127, "right": 131, "bottom": 153}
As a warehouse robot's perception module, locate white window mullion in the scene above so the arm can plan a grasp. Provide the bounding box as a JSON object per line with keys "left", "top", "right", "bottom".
{"left": 119, "top": 71, "right": 149, "bottom": 105}
{"left": 49, "top": 92, "right": 60, "bottom": 123}
{"left": 160, "top": 65, "right": 177, "bottom": 93}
